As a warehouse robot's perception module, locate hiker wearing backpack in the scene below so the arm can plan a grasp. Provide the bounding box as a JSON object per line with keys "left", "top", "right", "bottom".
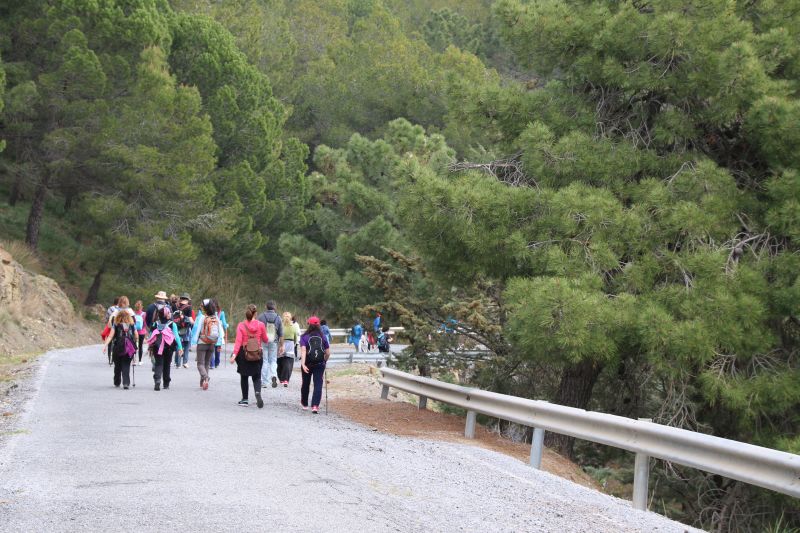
{"left": 210, "top": 298, "right": 228, "bottom": 369}
{"left": 230, "top": 304, "right": 269, "bottom": 407}
{"left": 147, "top": 306, "right": 182, "bottom": 390}
{"left": 133, "top": 300, "right": 147, "bottom": 365}
{"left": 257, "top": 301, "right": 283, "bottom": 389}
{"left": 145, "top": 291, "right": 169, "bottom": 334}
{"left": 291, "top": 316, "right": 301, "bottom": 359}
{"left": 378, "top": 325, "right": 392, "bottom": 354}
{"left": 104, "top": 297, "right": 121, "bottom": 365}
{"left": 190, "top": 299, "right": 221, "bottom": 390}
{"left": 278, "top": 312, "right": 297, "bottom": 387}
{"left": 300, "top": 316, "right": 330, "bottom": 414}
{"left": 173, "top": 294, "right": 195, "bottom": 368}
{"left": 101, "top": 307, "right": 138, "bottom": 389}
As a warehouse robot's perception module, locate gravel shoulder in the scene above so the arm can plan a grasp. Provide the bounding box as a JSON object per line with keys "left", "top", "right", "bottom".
{"left": 0, "top": 345, "right": 702, "bottom": 532}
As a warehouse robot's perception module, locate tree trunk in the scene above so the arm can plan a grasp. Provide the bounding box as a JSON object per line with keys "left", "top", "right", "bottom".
{"left": 544, "top": 359, "right": 604, "bottom": 458}
{"left": 25, "top": 174, "right": 49, "bottom": 250}
{"left": 84, "top": 266, "right": 105, "bottom": 306}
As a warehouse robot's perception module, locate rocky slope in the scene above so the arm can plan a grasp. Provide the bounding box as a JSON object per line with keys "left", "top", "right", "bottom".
{"left": 0, "top": 245, "right": 96, "bottom": 357}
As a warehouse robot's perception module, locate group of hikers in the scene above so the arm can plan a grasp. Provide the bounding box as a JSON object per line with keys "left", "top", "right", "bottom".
{"left": 100, "top": 292, "right": 342, "bottom": 413}
{"left": 348, "top": 313, "right": 392, "bottom": 354}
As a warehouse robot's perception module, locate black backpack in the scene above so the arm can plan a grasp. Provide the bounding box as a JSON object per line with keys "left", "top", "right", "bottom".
{"left": 112, "top": 324, "right": 134, "bottom": 358}
{"left": 306, "top": 335, "right": 326, "bottom": 367}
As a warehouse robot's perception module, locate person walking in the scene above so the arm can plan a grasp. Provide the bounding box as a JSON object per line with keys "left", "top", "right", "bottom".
{"left": 191, "top": 299, "right": 221, "bottom": 390}
{"left": 278, "top": 312, "right": 296, "bottom": 387}
{"left": 299, "top": 316, "right": 330, "bottom": 414}
{"left": 257, "top": 301, "right": 283, "bottom": 389}
{"left": 133, "top": 301, "right": 147, "bottom": 365}
{"left": 349, "top": 321, "right": 363, "bottom": 352}
{"left": 102, "top": 306, "right": 138, "bottom": 389}
{"left": 174, "top": 293, "right": 195, "bottom": 368}
{"left": 320, "top": 319, "right": 332, "bottom": 345}
{"left": 378, "top": 325, "right": 393, "bottom": 354}
{"left": 104, "top": 297, "right": 120, "bottom": 365}
{"left": 147, "top": 306, "right": 182, "bottom": 390}
{"left": 373, "top": 312, "right": 382, "bottom": 334}
{"left": 291, "top": 316, "right": 301, "bottom": 360}
{"left": 210, "top": 298, "right": 228, "bottom": 369}
{"left": 145, "top": 292, "right": 168, "bottom": 333}
{"left": 230, "top": 304, "right": 268, "bottom": 407}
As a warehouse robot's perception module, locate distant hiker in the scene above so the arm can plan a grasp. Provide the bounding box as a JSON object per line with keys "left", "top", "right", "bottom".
{"left": 300, "top": 316, "right": 330, "bottom": 414}
{"left": 367, "top": 331, "right": 376, "bottom": 352}
{"left": 104, "top": 297, "right": 120, "bottom": 364}
{"left": 169, "top": 293, "right": 179, "bottom": 312}
{"left": 191, "top": 299, "right": 221, "bottom": 390}
{"left": 278, "top": 312, "right": 296, "bottom": 387}
{"left": 145, "top": 291, "right": 169, "bottom": 334}
{"left": 291, "top": 316, "right": 301, "bottom": 359}
{"left": 173, "top": 293, "right": 195, "bottom": 368}
{"left": 133, "top": 300, "right": 147, "bottom": 365}
{"left": 373, "top": 312, "right": 382, "bottom": 334}
{"left": 257, "top": 301, "right": 283, "bottom": 388}
{"left": 105, "top": 296, "right": 120, "bottom": 323}
{"left": 349, "top": 321, "right": 363, "bottom": 351}
{"left": 147, "top": 306, "right": 182, "bottom": 391}
{"left": 210, "top": 298, "right": 228, "bottom": 369}
{"left": 320, "top": 319, "right": 332, "bottom": 345}
{"left": 102, "top": 307, "right": 138, "bottom": 389}
{"left": 378, "top": 325, "right": 392, "bottom": 354}
{"left": 230, "top": 304, "right": 269, "bottom": 407}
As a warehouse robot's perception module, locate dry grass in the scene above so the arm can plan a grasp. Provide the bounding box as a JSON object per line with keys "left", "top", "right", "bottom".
{"left": 0, "top": 239, "right": 43, "bottom": 274}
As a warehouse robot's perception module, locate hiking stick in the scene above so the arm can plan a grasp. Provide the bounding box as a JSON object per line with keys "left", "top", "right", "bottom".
{"left": 132, "top": 358, "right": 136, "bottom": 387}
{"left": 325, "top": 367, "right": 329, "bottom": 415}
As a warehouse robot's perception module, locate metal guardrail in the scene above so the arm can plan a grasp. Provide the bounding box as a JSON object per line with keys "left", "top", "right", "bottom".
{"left": 328, "top": 327, "right": 405, "bottom": 341}
{"left": 378, "top": 367, "right": 800, "bottom": 510}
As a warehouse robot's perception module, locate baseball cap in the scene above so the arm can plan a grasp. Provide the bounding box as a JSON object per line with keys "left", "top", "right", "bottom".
{"left": 307, "top": 316, "right": 321, "bottom": 326}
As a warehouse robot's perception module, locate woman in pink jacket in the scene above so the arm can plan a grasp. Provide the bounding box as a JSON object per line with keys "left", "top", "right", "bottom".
{"left": 230, "top": 304, "right": 269, "bottom": 408}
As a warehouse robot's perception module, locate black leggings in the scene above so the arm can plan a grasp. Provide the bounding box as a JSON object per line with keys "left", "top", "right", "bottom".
{"left": 137, "top": 335, "right": 145, "bottom": 362}
{"left": 240, "top": 374, "right": 262, "bottom": 400}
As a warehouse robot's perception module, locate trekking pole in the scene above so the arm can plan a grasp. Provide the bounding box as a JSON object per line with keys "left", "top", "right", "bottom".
{"left": 132, "top": 358, "right": 136, "bottom": 388}
{"left": 325, "top": 367, "right": 329, "bottom": 415}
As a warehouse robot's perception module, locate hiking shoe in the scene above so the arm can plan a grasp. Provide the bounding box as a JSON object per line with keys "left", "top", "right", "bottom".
{"left": 183, "top": 364, "right": 188, "bottom": 368}
{"left": 271, "top": 377, "right": 278, "bottom": 388}
{"left": 238, "top": 399, "right": 249, "bottom": 406}
{"left": 300, "top": 403, "right": 308, "bottom": 411}
{"left": 283, "top": 382, "right": 288, "bottom": 387}
{"left": 202, "top": 379, "right": 208, "bottom": 391}
{"left": 163, "top": 384, "right": 169, "bottom": 390}
{"left": 311, "top": 406, "right": 319, "bottom": 414}
{"left": 123, "top": 386, "right": 129, "bottom": 390}
{"left": 114, "top": 384, "right": 120, "bottom": 388}
{"left": 154, "top": 383, "right": 160, "bottom": 391}
{"left": 255, "top": 392, "right": 264, "bottom": 409}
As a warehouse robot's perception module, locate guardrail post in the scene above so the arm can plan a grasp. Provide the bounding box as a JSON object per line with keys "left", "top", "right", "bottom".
{"left": 348, "top": 353, "right": 354, "bottom": 364}
{"left": 465, "top": 410, "right": 477, "bottom": 439}
{"left": 633, "top": 418, "right": 651, "bottom": 511}
{"left": 419, "top": 395, "right": 428, "bottom": 410}
{"left": 380, "top": 384, "right": 389, "bottom": 400}
{"left": 529, "top": 427, "right": 545, "bottom": 469}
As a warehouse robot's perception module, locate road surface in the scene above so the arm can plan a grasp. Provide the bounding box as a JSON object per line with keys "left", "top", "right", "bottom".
{"left": 0, "top": 346, "right": 700, "bottom": 532}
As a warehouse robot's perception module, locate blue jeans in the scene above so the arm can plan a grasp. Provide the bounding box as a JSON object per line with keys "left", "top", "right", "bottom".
{"left": 301, "top": 363, "right": 326, "bottom": 407}
{"left": 261, "top": 342, "right": 279, "bottom": 384}
{"left": 175, "top": 340, "right": 189, "bottom": 366}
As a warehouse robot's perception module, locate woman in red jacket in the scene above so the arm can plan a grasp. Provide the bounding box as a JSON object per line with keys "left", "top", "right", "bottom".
{"left": 230, "top": 304, "right": 269, "bottom": 408}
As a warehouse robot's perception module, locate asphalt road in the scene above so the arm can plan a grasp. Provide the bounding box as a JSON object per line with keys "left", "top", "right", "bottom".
{"left": 0, "top": 346, "right": 700, "bottom": 532}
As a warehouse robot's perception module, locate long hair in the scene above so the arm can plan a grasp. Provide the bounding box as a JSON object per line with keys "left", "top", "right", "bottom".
{"left": 118, "top": 295, "right": 130, "bottom": 308}
{"left": 304, "top": 323, "right": 322, "bottom": 336}
{"left": 114, "top": 310, "right": 134, "bottom": 325}
{"left": 282, "top": 311, "right": 292, "bottom": 328}
{"left": 245, "top": 304, "right": 258, "bottom": 321}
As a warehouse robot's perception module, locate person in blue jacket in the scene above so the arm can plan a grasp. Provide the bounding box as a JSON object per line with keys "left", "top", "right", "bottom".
{"left": 210, "top": 298, "right": 228, "bottom": 369}
{"left": 373, "top": 312, "right": 382, "bottom": 334}
{"left": 349, "top": 321, "right": 363, "bottom": 351}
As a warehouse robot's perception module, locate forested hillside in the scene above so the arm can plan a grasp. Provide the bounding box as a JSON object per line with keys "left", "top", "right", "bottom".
{"left": 1, "top": 1, "right": 799, "bottom": 530}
